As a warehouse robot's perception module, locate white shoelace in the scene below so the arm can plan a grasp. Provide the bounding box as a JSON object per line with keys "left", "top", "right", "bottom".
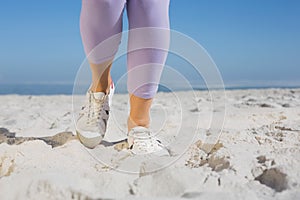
{"left": 128, "top": 126, "right": 169, "bottom": 155}
{"left": 80, "top": 92, "right": 109, "bottom": 127}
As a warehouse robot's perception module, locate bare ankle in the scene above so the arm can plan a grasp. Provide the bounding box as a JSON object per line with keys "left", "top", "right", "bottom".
{"left": 90, "top": 83, "right": 110, "bottom": 94}
{"left": 127, "top": 116, "right": 150, "bottom": 132}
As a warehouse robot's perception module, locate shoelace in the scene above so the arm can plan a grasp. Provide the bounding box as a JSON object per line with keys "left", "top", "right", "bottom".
{"left": 130, "top": 130, "right": 163, "bottom": 151}
{"left": 133, "top": 139, "right": 160, "bottom": 149}
{"left": 80, "top": 93, "right": 109, "bottom": 127}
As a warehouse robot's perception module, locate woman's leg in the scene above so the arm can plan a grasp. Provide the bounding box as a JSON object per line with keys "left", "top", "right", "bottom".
{"left": 80, "top": 0, "right": 126, "bottom": 93}
{"left": 126, "top": 0, "right": 170, "bottom": 131}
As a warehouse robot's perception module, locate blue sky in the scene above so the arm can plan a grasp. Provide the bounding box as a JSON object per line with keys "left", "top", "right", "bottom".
{"left": 0, "top": 0, "right": 300, "bottom": 86}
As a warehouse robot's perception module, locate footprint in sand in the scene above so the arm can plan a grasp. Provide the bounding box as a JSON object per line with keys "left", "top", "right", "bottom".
{"left": 185, "top": 140, "right": 230, "bottom": 172}
{"left": 252, "top": 155, "right": 288, "bottom": 192}
{"left": 0, "top": 127, "right": 77, "bottom": 148}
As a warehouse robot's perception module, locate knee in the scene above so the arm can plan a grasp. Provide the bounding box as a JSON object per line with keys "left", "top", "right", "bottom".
{"left": 136, "top": 0, "right": 167, "bottom": 10}
{"left": 98, "top": 0, "right": 115, "bottom": 7}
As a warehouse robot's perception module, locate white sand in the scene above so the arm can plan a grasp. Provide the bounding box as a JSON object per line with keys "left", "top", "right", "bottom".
{"left": 0, "top": 88, "right": 300, "bottom": 199}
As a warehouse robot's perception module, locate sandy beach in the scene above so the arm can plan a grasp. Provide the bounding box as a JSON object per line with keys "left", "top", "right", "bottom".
{"left": 0, "top": 88, "right": 300, "bottom": 199}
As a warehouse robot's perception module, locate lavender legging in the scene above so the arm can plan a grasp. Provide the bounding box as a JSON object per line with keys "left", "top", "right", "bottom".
{"left": 80, "top": 0, "right": 170, "bottom": 99}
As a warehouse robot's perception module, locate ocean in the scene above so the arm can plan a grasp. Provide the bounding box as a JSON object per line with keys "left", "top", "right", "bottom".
{"left": 0, "top": 83, "right": 300, "bottom": 95}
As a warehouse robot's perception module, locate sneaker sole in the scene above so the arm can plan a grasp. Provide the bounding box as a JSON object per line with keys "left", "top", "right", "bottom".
{"left": 76, "top": 130, "right": 103, "bottom": 149}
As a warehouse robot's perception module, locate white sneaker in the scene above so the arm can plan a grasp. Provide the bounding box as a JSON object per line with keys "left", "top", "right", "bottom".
{"left": 128, "top": 126, "right": 170, "bottom": 156}
{"left": 76, "top": 83, "right": 114, "bottom": 148}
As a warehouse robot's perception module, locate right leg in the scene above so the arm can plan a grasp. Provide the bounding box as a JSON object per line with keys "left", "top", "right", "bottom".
{"left": 77, "top": 0, "right": 126, "bottom": 148}
{"left": 80, "top": 0, "right": 126, "bottom": 93}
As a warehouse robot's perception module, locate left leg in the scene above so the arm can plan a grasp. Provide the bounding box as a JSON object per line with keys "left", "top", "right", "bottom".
{"left": 126, "top": 0, "right": 170, "bottom": 131}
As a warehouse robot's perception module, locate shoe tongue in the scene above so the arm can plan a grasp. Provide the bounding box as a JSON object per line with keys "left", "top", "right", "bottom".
{"left": 92, "top": 92, "right": 105, "bottom": 100}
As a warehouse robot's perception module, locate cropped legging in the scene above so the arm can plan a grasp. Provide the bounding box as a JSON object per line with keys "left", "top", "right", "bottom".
{"left": 80, "top": 0, "right": 170, "bottom": 99}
